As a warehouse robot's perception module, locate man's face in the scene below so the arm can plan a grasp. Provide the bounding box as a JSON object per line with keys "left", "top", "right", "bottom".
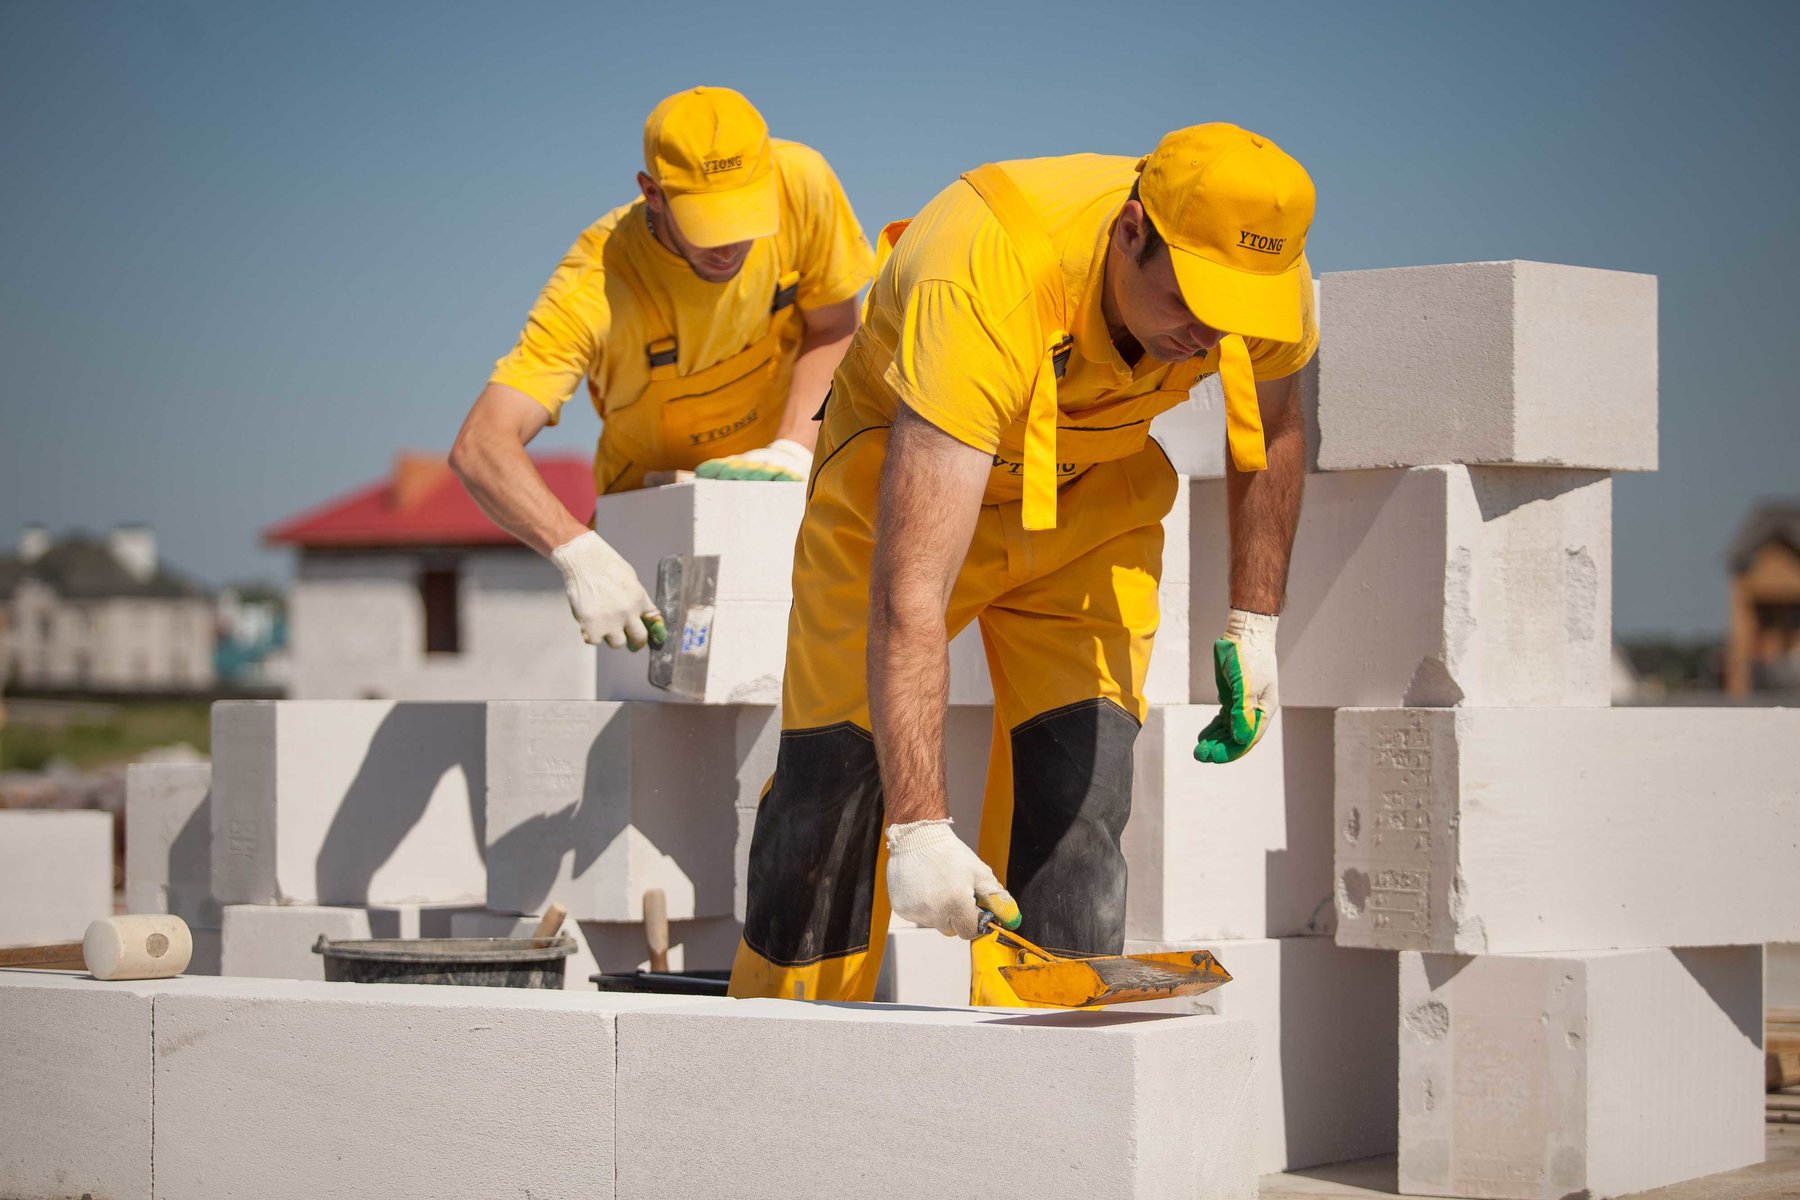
{"left": 1109, "top": 203, "right": 1227, "bottom": 363}
{"left": 640, "top": 176, "right": 755, "bottom": 283}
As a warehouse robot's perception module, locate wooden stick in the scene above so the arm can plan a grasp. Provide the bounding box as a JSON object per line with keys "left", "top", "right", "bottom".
{"left": 643, "top": 889, "right": 669, "bottom": 973}
{"left": 531, "top": 903, "right": 567, "bottom": 941}
{"left": 0, "top": 942, "right": 85, "bottom": 970}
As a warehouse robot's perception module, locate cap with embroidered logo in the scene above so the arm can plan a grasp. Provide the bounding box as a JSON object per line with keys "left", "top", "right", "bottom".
{"left": 644, "top": 86, "right": 778, "bottom": 249}
{"left": 1137, "top": 123, "right": 1315, "bottom": 344}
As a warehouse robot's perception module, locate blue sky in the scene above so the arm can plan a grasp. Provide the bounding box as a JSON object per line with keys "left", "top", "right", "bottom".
{"left": 1, "top": 1, "right": 1794, "bottom": 637}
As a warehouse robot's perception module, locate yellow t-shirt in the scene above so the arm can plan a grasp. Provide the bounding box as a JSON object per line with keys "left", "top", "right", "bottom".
{"left": 851, "top": 154, "right": 1316, "bottom": 485}
{"left": 490, "top": 139, "right": 875, "bottom": 428}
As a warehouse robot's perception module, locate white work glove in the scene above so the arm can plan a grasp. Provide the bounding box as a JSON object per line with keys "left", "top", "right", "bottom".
{"left": 549, "top": 530, "right": 666, "bottom": 651}
{"left": 694, "top": 437, "right": 813, "bottom": 482}
{"left": 884, "top": 818, "right": 1020, "bottom": 940}
{"left": 1194, "top": 608, "right": 1279, "bottom": 763}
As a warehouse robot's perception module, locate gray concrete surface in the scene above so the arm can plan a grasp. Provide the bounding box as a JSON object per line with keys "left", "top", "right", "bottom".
{"left": 1261, "top": 1122, "right": 1800, "bottom": 1200}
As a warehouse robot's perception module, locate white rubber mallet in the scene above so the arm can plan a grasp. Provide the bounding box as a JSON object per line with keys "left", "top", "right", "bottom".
{"left": 0, "top": 914, "right": 193, "bottom": 980}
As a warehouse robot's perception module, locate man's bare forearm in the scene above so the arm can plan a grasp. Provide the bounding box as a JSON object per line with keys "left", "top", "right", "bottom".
{"left": 775, "top": 300, "right": 857, "bottom": 449}
{"left": 869, "top": 602, "right": 953, "bottom": 825}
{"left": 1226, "top": 372, "right": 1306, "bottom": 615}
{"left": 867, "top": 404, "right": 989, "bottom": 825}
{"left": 450, "top": 382, "right": 590, "bottom": 557}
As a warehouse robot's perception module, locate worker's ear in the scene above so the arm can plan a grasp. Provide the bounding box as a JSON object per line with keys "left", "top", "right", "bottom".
{"left": 1114, "top": 198, "right": 1150, "bottom": 258}
{"left": 637, "top": 171, "right": 663, "bottom": 213}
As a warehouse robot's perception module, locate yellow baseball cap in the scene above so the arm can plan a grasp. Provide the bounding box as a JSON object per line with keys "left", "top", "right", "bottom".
{"left": 1137, "top": 124, "right": 1315, "bottom": 343}
{"left": 643, "top": 86, "right": 778, "bottom": 249}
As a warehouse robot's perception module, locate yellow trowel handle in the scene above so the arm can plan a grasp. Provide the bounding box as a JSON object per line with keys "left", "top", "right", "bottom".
{"left": 975, "top": 911, "right": 1059, "bottom": 964}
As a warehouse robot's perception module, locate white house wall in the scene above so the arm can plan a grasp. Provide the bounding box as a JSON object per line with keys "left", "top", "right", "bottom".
{"left": 291, "top": 549, "right": 595, "bottom": 700}
{"left": 4, "top": 580, "right": 212, "bottom": 693}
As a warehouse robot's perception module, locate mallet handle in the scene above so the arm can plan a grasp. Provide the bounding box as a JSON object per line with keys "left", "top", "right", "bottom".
{"left": 0, "top": 942, "right": 85, "bottom": 970}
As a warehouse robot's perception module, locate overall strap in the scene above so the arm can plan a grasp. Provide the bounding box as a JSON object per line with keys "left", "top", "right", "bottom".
{"left": 962, "top": 162, "right": 1071, "bottom": 532}
{"left": 771, "top": 270, "right": 800, "bottom": 314}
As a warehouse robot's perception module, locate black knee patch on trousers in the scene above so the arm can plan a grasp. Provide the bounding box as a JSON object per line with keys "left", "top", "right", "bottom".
{"left": 741, "top": 722, "right": 884, "bottom": 966}
{"left": 1007, "top": 698, "right": 1139, "bottom": 957}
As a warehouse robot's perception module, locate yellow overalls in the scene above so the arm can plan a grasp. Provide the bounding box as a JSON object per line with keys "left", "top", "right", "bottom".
{"left": 592, "top": 241, "right": 804, "bottom": 494}
{"left": 729, "top": 163, "right": 1253, "bottom": 1006}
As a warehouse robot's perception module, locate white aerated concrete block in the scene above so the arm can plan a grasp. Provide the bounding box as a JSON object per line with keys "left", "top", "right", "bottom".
{"left": 1272, "top": 707, "right": 1339, "bottom": 935}
{"left": 874, "top": 923, "right": 972, "bottom": 1005}
{"left": 592, "top": 480, "right": 800, "bottom": 704}
{"left": 1318, "top": 260, "right": 1658, "bottom": 471}
{"left": 211, "top": 700, "right": 487, "bottom": 907}
{"left": 125, "top": 761, "right": 218, "bottom": 928}
{"left": 221, "top": 903, "right": 370, "bottom": 980}
{"left": 1769, "top": 943, "right": 1800, "bottom": 1007}
{"left": 486, "top": 701, "right": 751, "bottom": 921}
{"left": 1126, "top": 936, "right": 1398, "bottom": 1174}
{"left": 0, "top": 809, "right": 113, "bottom": 946}
{"left": 1400, "top": 946, "right": 1763, "bottom": 1198}
{"left": 220, "top": 902, "right": 488, "bottom": 980}
{"left": 0, "top": 970, "right": 158, "bottom": 1199}
{"left": 617, "top": 999, "right": 1260, "bottom": 1199}
{"left": 1123, "top": 706, "right": 1288, "bottom": 942}
{"left": 1190, "top": 465, "right": 1612, "bottom": 707}
{"left": 153, "top": 977, "right": 713, "bottom": 1200}
{"left": 1335, "top": 707, "right": 1800, "bottom": 954}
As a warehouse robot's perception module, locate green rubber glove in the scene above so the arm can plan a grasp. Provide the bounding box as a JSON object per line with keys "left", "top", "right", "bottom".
{"left": 694, "top": 437, "right": 812, "bottom": 482}
{"left": 1194, "top": 609, "right": 1278, "bottom": 764}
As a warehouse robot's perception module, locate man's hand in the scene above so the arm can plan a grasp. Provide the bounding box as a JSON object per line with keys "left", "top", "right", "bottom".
{"left": 1195, "top": 608, "right": 1278, "bottom": 763}
{"left": 885, "top": 819, "right": 1021, "bottom": 939}
{"left": 550, "top": 531, "right": 667, "bottom": 651}
{"left": 694, "top": 438, "right": 813, "bottom": 481}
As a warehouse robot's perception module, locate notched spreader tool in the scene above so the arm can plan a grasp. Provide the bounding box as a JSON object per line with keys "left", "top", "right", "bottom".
{"left": 978, "top": 913, "right": 1232, "bottom": 1008}
{"left": 648, "top": 554, "right": 719, "bottom": 700}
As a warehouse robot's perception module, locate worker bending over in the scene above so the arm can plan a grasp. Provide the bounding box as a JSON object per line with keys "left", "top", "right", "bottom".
{"left": 451, "top": 86, "right": 874, "bottom": 652}
{"left": 731, "top": 124, "right": 1317, "bottom": 1005}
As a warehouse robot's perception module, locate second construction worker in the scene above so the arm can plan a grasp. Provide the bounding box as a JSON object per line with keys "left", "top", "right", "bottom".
{"left": 451, "top": 86, "right": 874, "bottom": 652}
{"left": 731, "top": 124, "right": 1318, "bottom": 1005}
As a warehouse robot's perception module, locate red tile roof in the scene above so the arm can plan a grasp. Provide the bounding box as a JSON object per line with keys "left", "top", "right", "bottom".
{"left": 265, "top": 454, "right": 595, "bottom": 548}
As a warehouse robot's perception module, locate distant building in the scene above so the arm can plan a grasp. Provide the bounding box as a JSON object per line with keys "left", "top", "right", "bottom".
{"left": 0, "top": 525, "right": 215, "bottom": 694}
{"left": 1725, "top": 500, "right": 1800, "bottom": 697}
{"left": 266, "top": 454, "right": 596, "bottom": 700}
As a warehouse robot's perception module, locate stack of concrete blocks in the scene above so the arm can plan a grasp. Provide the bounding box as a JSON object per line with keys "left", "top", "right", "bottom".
{"left": 0, "top": 968, "right": 1263, "bottom": 1200}
{"left": 1285, "top": 259, "right": 1788, "bottom": 1198}
{"left": 0, "top": 809, "right": 113, "bottom": 947}
{"left": 198, "top": 700, "right": 491, "bottom": 980}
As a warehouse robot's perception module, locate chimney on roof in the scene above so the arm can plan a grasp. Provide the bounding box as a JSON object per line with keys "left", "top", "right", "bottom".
{"left": 18, "top": 524, "right": 49, "bottom": 563}
{"left": 390, "top": 453, "right": 452, "bottom": 510}
{"left": 108, "top": 524, "right": 157, "bottom": 581}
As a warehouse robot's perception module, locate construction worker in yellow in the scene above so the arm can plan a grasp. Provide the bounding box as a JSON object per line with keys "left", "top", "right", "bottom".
{"left": 730, "top": 124, "right": 1317, "bottom": 1005}
{"left": 451, "top": 87, "right": 874, "bottom": 652}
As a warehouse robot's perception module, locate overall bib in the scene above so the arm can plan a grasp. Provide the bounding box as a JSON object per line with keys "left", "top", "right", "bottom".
{"left": 592, "top": 242, "right": 804, "bottom": 494}
{"left": 730, "top": 163, "right": 1240, "bottom": 1006}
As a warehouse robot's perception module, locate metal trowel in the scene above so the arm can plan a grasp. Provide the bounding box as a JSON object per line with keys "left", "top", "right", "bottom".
{"left": 978, "top": 913, "right": 1232, "bottom": 1008}
{"left": 648, "top": 554, "right": 719, "bottom": 700}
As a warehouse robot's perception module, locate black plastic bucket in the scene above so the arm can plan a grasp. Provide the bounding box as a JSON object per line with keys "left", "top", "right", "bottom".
{"left": 313, "top": 935, "right": 576, "bottom": 988}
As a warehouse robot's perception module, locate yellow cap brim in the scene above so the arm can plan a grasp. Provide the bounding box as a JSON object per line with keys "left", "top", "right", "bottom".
{"left": 1168, "top": 246, "right": 1304, "bottom": 344}
{"left": 666, "top": 171, "right": 779, "bottom": 248}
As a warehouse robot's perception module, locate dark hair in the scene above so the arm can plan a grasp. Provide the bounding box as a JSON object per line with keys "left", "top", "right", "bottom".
{"left": 1127, "top": 180, "right": 1166, "bottom": 265}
